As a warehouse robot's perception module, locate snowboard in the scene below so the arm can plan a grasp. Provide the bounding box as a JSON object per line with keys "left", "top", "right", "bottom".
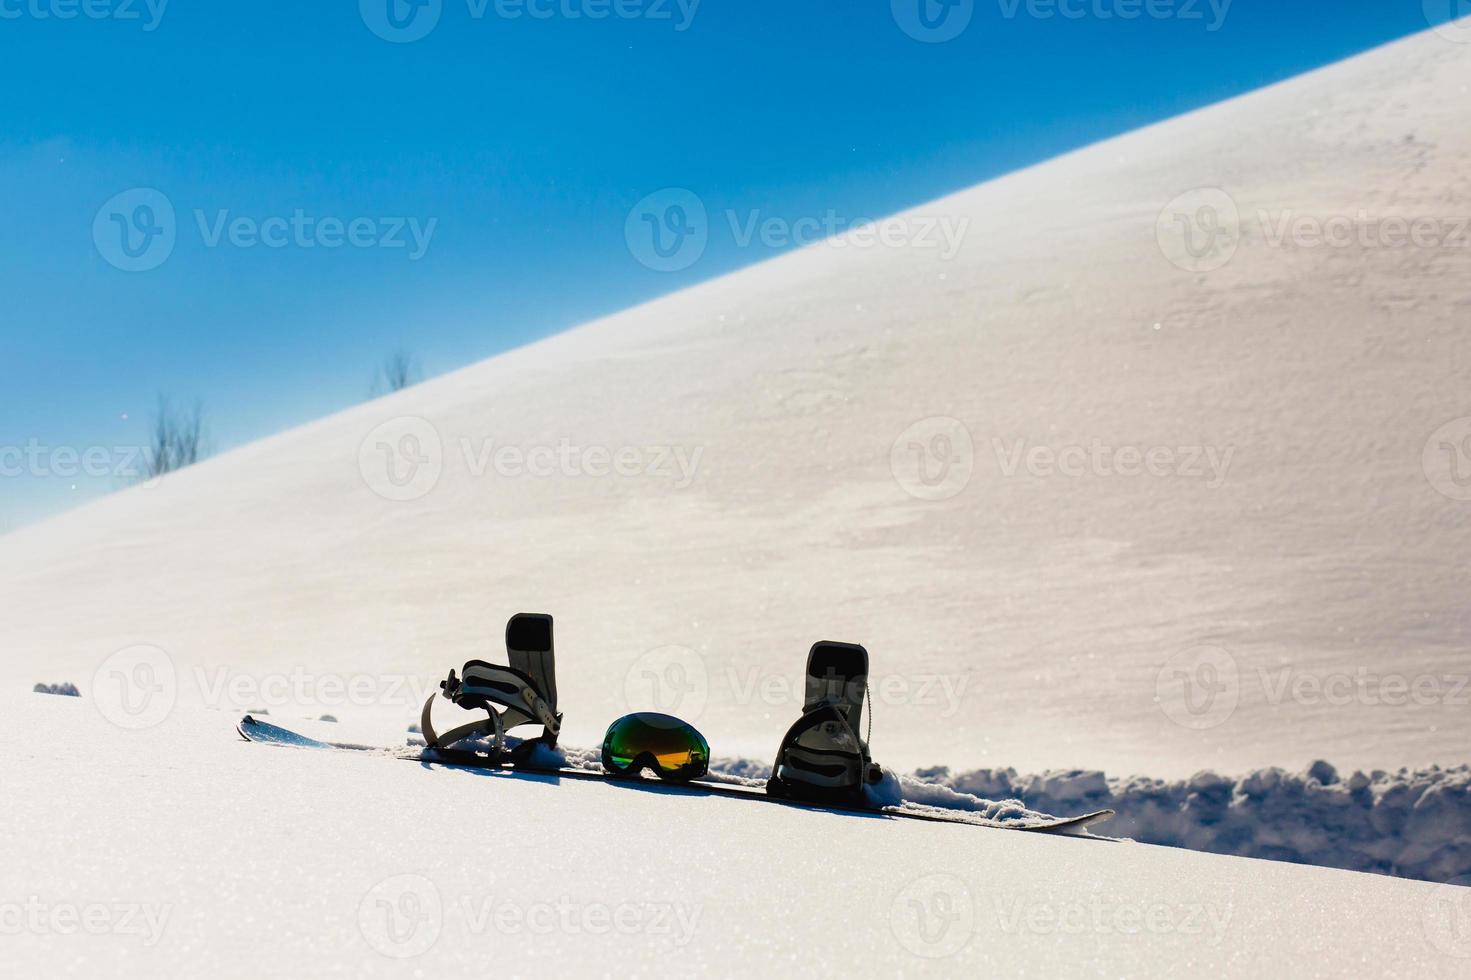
{"left": 237, "top": 715, "right": 1115, "bottom": 838}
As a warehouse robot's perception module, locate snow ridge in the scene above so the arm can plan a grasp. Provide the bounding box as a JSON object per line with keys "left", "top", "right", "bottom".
{"left": 684, "top": 751, "right": 1471, "bottom": 882}
{"left": 430, "top": 732, "right": 1471, "bottom": 880}
{"left": 918, "top": 761, "right": 1471, "bottom": 884}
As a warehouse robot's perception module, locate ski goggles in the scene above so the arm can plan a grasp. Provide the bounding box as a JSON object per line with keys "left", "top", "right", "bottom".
{"left": 601, "top": 712, "right": 710, "bottom": 783}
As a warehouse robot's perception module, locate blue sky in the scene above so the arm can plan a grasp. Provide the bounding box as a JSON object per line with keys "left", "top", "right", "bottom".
{"left": 0, "top": 0, "right": 1459, "bottom": 529}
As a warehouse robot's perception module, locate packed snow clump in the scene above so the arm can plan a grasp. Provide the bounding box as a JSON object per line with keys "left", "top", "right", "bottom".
{"left": 917, "top": 762, "right": 1471, "bottom": 883}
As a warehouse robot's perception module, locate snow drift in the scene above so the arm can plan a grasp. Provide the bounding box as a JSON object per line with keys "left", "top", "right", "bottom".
{"left": 692, "top": 752, "right": 1471, "bottom": 885}
{"left": 571, "top": 728, "right": 1471, "bottom": 884}
{"left": 916, "top": 762, "right": 1471, "bottom": 884}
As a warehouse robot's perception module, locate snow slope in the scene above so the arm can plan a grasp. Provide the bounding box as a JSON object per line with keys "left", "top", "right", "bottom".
{"left": 5, "top": 34, "right": 1471, "bottom": 974}
{"left": 5, "top": 694, "right": 1469, "bottom": 979}
{"left": 5, "top": 29, "right": 1471, "bottom": 784}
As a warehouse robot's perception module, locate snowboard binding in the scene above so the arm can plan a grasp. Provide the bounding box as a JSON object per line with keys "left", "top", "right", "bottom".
{"left": 767, "top": 641, "right": 884, "bottom": 805}
{"left": 420, "top": 612, "right": 562, "bottom": 764}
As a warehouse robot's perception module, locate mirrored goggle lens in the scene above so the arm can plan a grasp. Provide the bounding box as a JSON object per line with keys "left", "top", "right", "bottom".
{"left": 603, "top": 713, "right": 709, "bottom": 775}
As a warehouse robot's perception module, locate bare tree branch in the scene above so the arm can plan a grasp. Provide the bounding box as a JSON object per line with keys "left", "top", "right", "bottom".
{"left": 142, "top": 396, "right": 208, "bottom": 479}
{"left": 371, "top": 351, "right": 421, "bottom": 397}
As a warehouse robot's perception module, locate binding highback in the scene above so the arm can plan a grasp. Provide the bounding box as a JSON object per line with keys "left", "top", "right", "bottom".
{"left": 421, "top": 613, "right": 563, "bottom": 757}
{"left": 506, "top": 613, "right": 557, "bottom": 715}
{"left": 805, "top": 641, "right": 869, "bottom": 734}
{"left": 768, "top": 640, "right": 881, "bottom": 804}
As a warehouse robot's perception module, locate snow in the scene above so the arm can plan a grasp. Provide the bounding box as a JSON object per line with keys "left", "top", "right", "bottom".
{"left": 915, "top": 762, "right": 1471, "bottom": 884}
{"left": 4, "top": 694, "right": 1468, "bottom": 979}
{"left": 3, "top": 23, "right": 1471, "bottom": 976}
{"left": 5, "top": 30, "right": 1471, "bottom": 786}
{"left": 667, "top": 753, "right": 1471, "bottom": 882}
